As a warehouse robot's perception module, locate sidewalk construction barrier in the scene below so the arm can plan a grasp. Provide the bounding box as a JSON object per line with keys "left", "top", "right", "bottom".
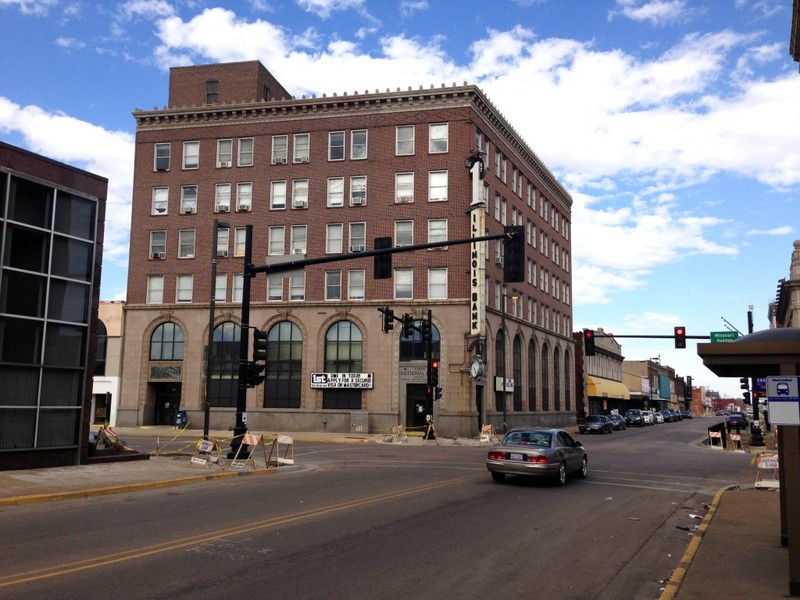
{"left": 229, "top": 433, "right": 268, "bottom": 471}
{"left": 755, "top": 453, "right": 780, "bottom": 489}
{"left": 707, "top": 423, "right": 726, "bottom": 450}
{"left": 190, "top": 438, "right": 223, "bottom": 467}
{"left": 383, "top": 425, "right": 408, "bottom": 443}
{"left": 480, "top": 424, "right": 499, "bottom": 444}
{"left": 729, "top": 433, "right": 743, "bottom": 451}
{"left": 267, "top": 435, "right": 295, "bottom": 466}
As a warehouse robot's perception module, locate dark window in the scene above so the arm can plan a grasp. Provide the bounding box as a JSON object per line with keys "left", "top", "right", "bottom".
{"left": 322, "top": 320, "right": 362, "bottom": 410}
{"left": 564, "top": 351, "right": 571, "bottom": 412}
{"left": 528, "top": 340, "right": 536, "bottom": 411}
{"left": 541, "top": 344, "right": 550, "bottom": 412}
{"left": 208, "top": 321, "right": 240, "bottom": 407}
{"left": 264, "top": 321, "right": 302, "bottom": 409}
{"left": 399, "top": 321, "right": 440, "bottom": 361}
{"left": 206, "top": 80, "right": 219, "bottom": 103}
{"left": 150, "top": 322, "right": 185, "bottom": 361}
{"left": 513, "top": 335, "right": 522, "bottom": 411}
{"left": 554, "top": 348, "right": 561, "bottom": 411}
{"left": 95, "top": 320, "right": 107, "bottom": 376}
{"left": 495, "top": 330, "right": 505, "bottom": 412}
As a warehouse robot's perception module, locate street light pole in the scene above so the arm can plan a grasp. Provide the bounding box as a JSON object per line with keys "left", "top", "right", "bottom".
{"left": 748, "top": 304, "right": 765, "bottom": 446}
{"left": 204, "top": 218, "right": 228, "bottom": 440}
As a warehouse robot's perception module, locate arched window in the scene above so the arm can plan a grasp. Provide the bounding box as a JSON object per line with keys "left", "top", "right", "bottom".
{"left": 150, "top": 322, "right": 184, "bottom": 361}
{"left": 554, "top": 347, "right": 561, "bottom": 411}
{"left": 323, "top": 320, "right": 363, "bottom": 410}
{"left": 564, "top": 351, "right": 572, "bottom": 412}
{"left": 495, "top": 330, "right": 505, "bottom": 412}
{"left": 264, "top": 321, "right": 302, "bottom": 409}
{"left": 541, "top": 343, "right": 550, "bottom": 412}
{"left": 527, "top": 339, "right": 537, "bottom": 411}
{"left": 208, "top": 321, "right": 240, "bottom": 407}
{"left": 513, "top": 335, "right": 523, "bottom": 411}
{"left": 399, "top": 321, "right": 440, "bottom": 361}
{"left": 95, "top": 320, "right": 108, "bottom": 376}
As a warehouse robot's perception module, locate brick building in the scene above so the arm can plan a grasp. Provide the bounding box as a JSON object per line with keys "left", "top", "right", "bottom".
{"left": 118, "top": 60, "right": 574, "bottom": 437}
{"left": 0, "top": 141, "right": 107, "bottom": 469}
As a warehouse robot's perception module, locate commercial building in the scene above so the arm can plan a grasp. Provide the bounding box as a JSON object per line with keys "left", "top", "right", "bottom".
{"left": 0, "top": 141, "right": 107, "bottom": 470}
{"left": 118, "top": 60, "right": 575, "bottom": 437}
{"left": 91, "top": 300, "right": 125, "bottom": 427}
{"left": 573, "top": 328, "right": 630, "bottom": 417}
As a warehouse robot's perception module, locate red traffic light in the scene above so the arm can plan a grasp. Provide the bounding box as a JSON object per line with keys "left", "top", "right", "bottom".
{"left": 674, "top": 326, "right": 686, "bottom": 349}
{"left": 431, "top": 360, "right": 439, "bottom": 370}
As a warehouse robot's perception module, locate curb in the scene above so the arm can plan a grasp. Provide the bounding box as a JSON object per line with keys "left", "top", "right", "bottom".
{"left": 658, "top": 484, "right": 738, "bottom": 599}
{"left": 0, "top": 466, "right": 278, "bottom": 507}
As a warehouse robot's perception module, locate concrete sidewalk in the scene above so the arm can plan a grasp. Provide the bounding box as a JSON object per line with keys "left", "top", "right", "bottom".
{"left": 0, "top": 427, "right": 790, "bottom": 599}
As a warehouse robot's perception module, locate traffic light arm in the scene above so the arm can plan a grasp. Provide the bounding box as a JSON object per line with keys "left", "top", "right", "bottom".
{"left": 249, "top": 231, "right": 513, "bottom": 276}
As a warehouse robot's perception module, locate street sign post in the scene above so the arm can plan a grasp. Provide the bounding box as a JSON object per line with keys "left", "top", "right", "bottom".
{"left": 710, "top": 331, "right": 740, "bottom": 343}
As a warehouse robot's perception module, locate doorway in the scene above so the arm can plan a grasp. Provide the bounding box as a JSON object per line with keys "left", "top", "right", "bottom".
{"left": 153, "top": 382, "right": 182, "bottom": 426}
{"left": 406, "top": 383, "right": 429, "bottom": 429}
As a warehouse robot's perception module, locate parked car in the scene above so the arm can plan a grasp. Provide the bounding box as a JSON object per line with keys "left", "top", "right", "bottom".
{"left": 716, "top": 410, "right": 730, "bottom": 416}
{"left": 681, "top": 410, "right": 693, "bottom": 419}
{"left": 486, "top": 428, "right": 588, "bottom": 485}
{"left": 653, "top": 411, "right": 664, "bottom": 424}
{"left": 642, "top": 410, "right": 655, "bottom": 425}
{"left": 672, "top": 409, "right": 683, "bottom": 421}
{"left": 726, "top": 411, "right": 748, "bottom": 430}
{"left": 579, "top": 415, "right": 614, "bottom": 434}
{"left": 607, "top": 414, "right": 626, "bottom": 431}
{"left": 659, "top": 409, "right": 673, "bottom": 423}
{"left": 625, "top": 409, "right": 645, "bottom": 427}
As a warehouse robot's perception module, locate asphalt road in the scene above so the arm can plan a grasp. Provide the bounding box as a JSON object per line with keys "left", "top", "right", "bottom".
{"left": 0, "top": 418, "right": 755, "bottom": 600}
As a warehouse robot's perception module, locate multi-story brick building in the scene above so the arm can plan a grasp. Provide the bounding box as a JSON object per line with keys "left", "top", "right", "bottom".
{"left": 118, "top": 60, "right": 575, "bottom": 437}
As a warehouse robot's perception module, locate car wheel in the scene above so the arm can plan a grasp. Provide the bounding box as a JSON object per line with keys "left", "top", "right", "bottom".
{"left": 554, "top": 462, "right": 567, "bottom": 486}
{"left": 577, "top": 456, "right": 588, "bottom": 479}
{"left": 491, "top": 472, "right": 506, "bottom": 482}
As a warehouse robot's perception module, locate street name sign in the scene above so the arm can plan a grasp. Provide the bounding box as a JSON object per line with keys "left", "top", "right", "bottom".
{"left": 710, "top": 331, "right": 739, "bottom": 343}
{"left": 767, "top": 376, "right": 800, "bottom": 426}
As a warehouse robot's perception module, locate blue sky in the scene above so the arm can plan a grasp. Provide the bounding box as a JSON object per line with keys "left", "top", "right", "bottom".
{"left": 1, "top": 0, "right": 798, "bottom": 399}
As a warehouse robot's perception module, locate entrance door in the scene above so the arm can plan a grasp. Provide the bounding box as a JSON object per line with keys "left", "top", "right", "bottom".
{"left": 153, "top": 383, "right": 182, "bottom": 426}
{"left": 406, "top": 383, "right": 429, "bottom": 429}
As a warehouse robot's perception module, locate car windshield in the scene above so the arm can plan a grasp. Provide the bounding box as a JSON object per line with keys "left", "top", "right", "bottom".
{"left": 586, "top": 416, "right": 603, "bottom": 422}
{"left": 502, "top": 431, "right": 551, "bottom": 447}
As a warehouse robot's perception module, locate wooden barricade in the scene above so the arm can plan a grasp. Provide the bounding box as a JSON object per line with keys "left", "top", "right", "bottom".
{"left": 480, "top": 424, "right": 499, "bottom": 444}
{"left": 755, "top": 453, "right": 780, "bottom": 489}
{"left": 729, "top": 432, "right": 743, "bottom": 451}
{"left": 267, "top": 435, "right": 295, "bottom": 466}
{"left": 708, "top": 430, "right": 724, "bottom": 449}
{"left": 190, "top": 438, "right": 223, "bottom": 467}
{"left": 383, "top": 425, "right": 408, "bottom": 443}
{"left": 229, "top": 433, "right": 268, "bottom": 471}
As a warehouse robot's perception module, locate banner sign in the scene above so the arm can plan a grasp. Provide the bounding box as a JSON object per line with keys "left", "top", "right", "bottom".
{"left": 311, "top": 372, "right": 374, "bottom": 389}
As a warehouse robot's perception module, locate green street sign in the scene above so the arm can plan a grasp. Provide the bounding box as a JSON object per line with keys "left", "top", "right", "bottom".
{"left": 710, "top": 331, "right": 739, "bottom": 343}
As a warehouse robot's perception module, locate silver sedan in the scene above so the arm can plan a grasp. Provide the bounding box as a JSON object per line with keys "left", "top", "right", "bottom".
{"left": 485, "top": 428, "right": 588, "bottom": 486}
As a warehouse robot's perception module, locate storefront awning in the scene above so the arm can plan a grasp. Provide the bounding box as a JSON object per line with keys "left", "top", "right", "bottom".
{"left": 586, "top": 376, "right": 630, "bottom": 400}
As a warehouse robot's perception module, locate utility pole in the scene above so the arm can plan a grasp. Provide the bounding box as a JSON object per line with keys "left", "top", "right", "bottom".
{"left": 748, "top": 305, "right": 765, "bottom": 446}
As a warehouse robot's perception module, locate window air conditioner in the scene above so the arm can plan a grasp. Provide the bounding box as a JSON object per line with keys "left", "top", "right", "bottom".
{"left": 217, "top": 250, "right": 228, "bottom": 258}
{"left": 352, "top": 194, "right": 365, "bottom": 205}
{"left": 292, "top": 248, "right": 305, "bottom": 255}
{"left": 152, "top": 252, "right": 165, "bottom": 259}
{"left": 217, "top": 206, "right": 230, "bottom": 213}
{"left": 217, "top": 161, "right": 231, "bottom": 168}
{"left": 292, "top": 199, "right": 307, "bottom": 208}
{"left": 236, "top": 205, "right": 251, "bottom": 212}
{"left": 495, "top": 256, "right": 504, "bottom": 267}
{"left": 398, "top": 195, "right": 413, "bottom": 203}
{"left": 350, "top": 245, "right": 366, "bottom": 252}
{"left": 272, "top": 157, "right": 288, "bottom": 165}
{"left": 183, "top": 206, "right": 196, "bottom": 214}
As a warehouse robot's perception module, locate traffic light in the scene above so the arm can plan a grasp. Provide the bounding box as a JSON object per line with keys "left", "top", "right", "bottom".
{"left": 583, "top": 329, "right": 596, "bottom": 356}
{"left": 421, "top": 318, "right": 431, "bottom": 343}
{"left": 374, "top": 236, "right": 392, "bottom": 279}
{"left": 503, "top": 225, "right": 525, "bottom": 283}
{"left": 252, "top": 329, "right": 268, "bottom": 362}
{"left": 402, "top": 314, "right": 414, "bottom": 338}
{"left": 434, "top": 386, "right": 443, "bottom": 401}
{"left": 245, "top": 361, "right": 265, "bottom": 388}
{"left": 429, "top": 358, "right": 440, "bottom": 387}
{"left": 674, "top": 326, "right": 686, "bottom": 349}
{"left": 740, "top": 377, "right": 749, "bottom": 391}
{"left": 753, "top": 391, "right": 760, "bottom": 405}
{"left": 743, "top": 391, "right": 751, "bottom": 405}
{"left": 381, "top": 307, "right": 394, "bottom": 333}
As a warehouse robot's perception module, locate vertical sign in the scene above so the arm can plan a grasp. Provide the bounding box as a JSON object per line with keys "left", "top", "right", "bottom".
{"left": 470, "top": 160, "right": 486, "bottom": 337}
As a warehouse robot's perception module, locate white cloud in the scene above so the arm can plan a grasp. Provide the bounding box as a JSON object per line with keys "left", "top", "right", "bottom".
{"left": 747, "top": 226, "right": 794, "bottom": 236}
{"left": 0, "top": 0, "right": 58, "bottom": 16}
{"left": 399, "top": 1, "right": 428, "bottom": 18}
{"left": 0, "top": 97, "right": 134, "bottom": 277}
{"left": 296, "top": 0, "right": 366, "bottom": 19}
{"left": 610, "top": 0, "right": 696, "bottom": 26}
